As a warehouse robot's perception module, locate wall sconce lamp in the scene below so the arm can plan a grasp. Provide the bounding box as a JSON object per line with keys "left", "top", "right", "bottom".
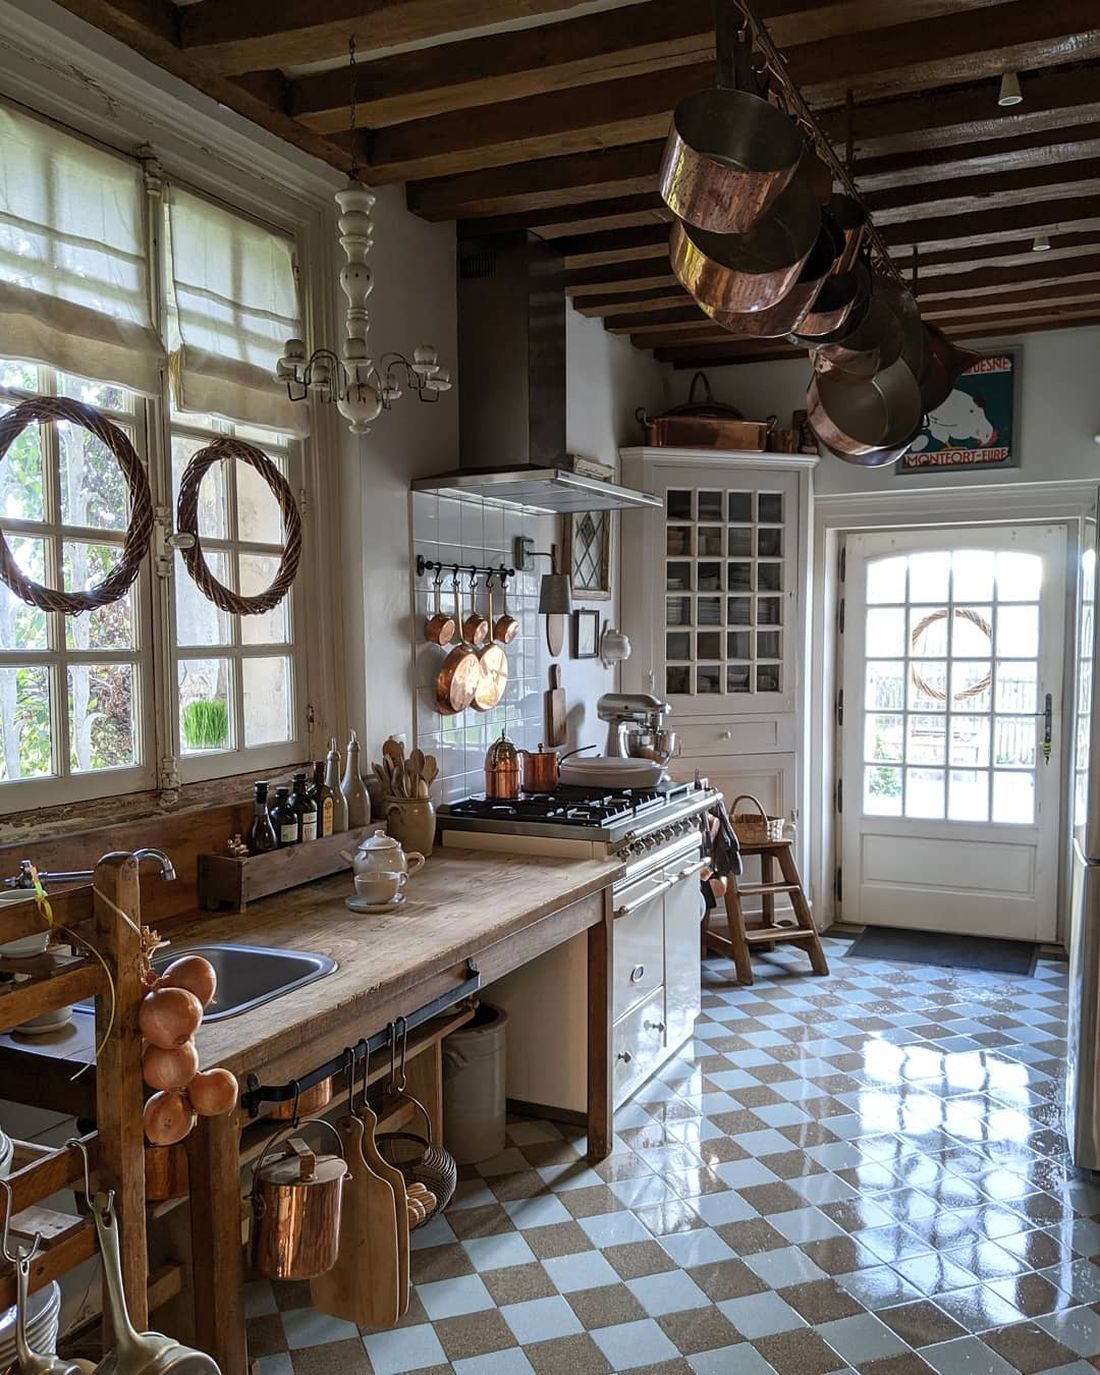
{"left": 514, "top": 536, "right": 573, "bottom": 614}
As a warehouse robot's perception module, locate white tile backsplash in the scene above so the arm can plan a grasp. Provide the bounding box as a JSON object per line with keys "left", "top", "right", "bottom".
{"left": 412, "top": 492, "right": 556, "bottom": 802}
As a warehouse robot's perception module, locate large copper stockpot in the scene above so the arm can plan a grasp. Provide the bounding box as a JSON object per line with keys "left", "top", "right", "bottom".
{"left": 807, "top": 356, "right": 924, "bottom": 456}
{"left": 703, "top": 214, "right": 842, "bottom": 339}
{"left": 670, "top": 162, "right": 821, "bottom": 315}
{"left": 250, "top": 1122, "right": 347, "bottom": 1282}
{"left": 660, "top": 88, "right": 804, "bottom": 234}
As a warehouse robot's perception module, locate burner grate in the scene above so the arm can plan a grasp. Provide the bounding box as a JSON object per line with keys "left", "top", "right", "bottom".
{"left": 444, "top": 782, "right": 689, "bottom": 829}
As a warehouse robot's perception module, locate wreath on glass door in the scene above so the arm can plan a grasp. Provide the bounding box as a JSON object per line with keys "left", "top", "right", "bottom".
{"left": 175, "top": 436, "right": 302, "bottom": 615}
{"left": 909, "top": 606, "right": 993, "bottom": 702}
{"left": 0, "top": 396, "right": 154, "bottom": 614}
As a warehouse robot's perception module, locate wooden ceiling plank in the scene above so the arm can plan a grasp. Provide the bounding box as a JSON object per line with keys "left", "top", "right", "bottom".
{"left": 856, "top": 124, "right": 1100, "bottom": 191}
{"left": 575, "top": 289, "right": 692, "bottom": 317}
{"left": 883, "top": 194, "right": 1100, "bottom": 252}
{"left": 869, "top": 162, "right": 1100, "bottom": 224}
{"left": 917, "top": 258, "right": 1100, "bottom": 301}
{"left": 564, "top": 257, "right": 674, "bottom": 294}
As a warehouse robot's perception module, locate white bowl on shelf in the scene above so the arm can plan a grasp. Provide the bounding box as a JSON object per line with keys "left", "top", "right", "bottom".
{"left": 0, "top": 889, "right": 49, "bottom": 959}
{"left": 0, "top": 1280, "right": 61, "bottom": 1367}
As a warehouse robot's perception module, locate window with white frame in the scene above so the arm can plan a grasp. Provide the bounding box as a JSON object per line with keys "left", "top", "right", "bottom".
{"left": 0, "top": 102, "right": 309, "bottom": 809}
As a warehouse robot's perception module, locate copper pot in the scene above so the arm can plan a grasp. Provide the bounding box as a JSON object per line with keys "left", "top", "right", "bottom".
{"left": 461, "top": 575, "right": 489, "bottom": 647}
{"left": 250, "top": 1120, "right": 347, "bottom": 1281}
{"left": 807, "top": 356, "right": 924, "bottom": 457}
{"left": 144, "top": 1143, "right": 189, "bottom": 1201}
{"left": 484, "top": 729, "right": 521, "bottom": 800}
{"left": 435, "top": 579, "right": 481, "bottom": 716}
{"left": 271, "top": 1076, "right": 334, "bottom": 1120}
{"left": 812, "top": 274, "right": 905, "bottom": 380}
{"left": 472, "top": 580, "right": 509, "bottom": 712}
{"left": 794, "top": 260, "right": 868, "bottom": 342}
{"left": 670, "top": 160, "right": 821, "bottom": 315}
{"left": 828, "top": 194, "right": 867, "bottom": 275}
{"left": 493, "top": 574, "right": 520, "bottom": 644}
{"left": 659, "top": 87, "right": 804, "bottom": 234}
{"left": 424, "top": 576, "right": 455, "bottom": 646}
{"left": 919, "top": 323, "right": 982, "bottom": 413}
{"left": 818, "top": 434, "right": 916, "bottom": 468}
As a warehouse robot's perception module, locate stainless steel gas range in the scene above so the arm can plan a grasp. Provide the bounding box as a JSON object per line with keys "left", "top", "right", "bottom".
{"left": 438, "top": 780, "right": 720, "bottom": 1115}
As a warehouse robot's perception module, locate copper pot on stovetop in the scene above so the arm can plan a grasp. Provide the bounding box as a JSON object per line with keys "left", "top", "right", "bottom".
{"left": 518, "top": 744, "right": 593, "bottom": 793}
{"left": 485, "top": 729, "right": 521, "bottom": 800}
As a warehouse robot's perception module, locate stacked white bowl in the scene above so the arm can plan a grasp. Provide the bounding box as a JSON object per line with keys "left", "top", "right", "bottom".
{"left": 0, "top": 1127, "right": 12, "bottom": 1179}
{"left": 0, "top": 1280, "right": 62, "bottom": 1367}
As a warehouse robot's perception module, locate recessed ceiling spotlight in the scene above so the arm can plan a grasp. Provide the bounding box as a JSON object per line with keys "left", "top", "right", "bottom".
{"left": 1032, "top": 234, "right": 1052, "bottom": 252}
{"left": 998, "top": 72, "right": 1023, "bottom": 106}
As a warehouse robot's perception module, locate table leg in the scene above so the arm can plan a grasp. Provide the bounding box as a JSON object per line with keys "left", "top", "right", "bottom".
{"left": 187, "top": 1111, "right": 248, "bottom": 1375}
{"left": 586, "top": 901, "right": 613, "bottom": 1162}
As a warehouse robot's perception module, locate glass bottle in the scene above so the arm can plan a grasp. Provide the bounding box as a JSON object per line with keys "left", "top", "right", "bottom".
{"left": 309, "top": 760, "right": 334, "bottom": 838}
{"left": 289, "top": 771, "right": 318, "bottom": 843}
{"left": 271, "top": 787, "right": 298, "bottom": 847}
{"left": 325, "top": 737, "right": 349, "bottom": 834}
{"left": 249, "top": 781, "right": 278, "bottom": 855}
{"left": 341, "top": 729, "right": 371, "bottom": 828}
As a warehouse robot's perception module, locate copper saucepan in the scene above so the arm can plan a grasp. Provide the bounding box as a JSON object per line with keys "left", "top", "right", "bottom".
{"left": 704, "top": 213, "right": 842, "bottom": 339}
{"left": 794, "top": 260, "right": 868, "bottom": 342}
{"left": 670, "top": 159, "right": 821, "bottom": 316}
{"left": 472, "top": 579, "right": 509, "bottom": 712}
{"left": 659, "top": 87, "right": 804, "bottom": 234}
{"left": 492, "top": 572, "right": 520, "bottom": 644}
{"left": 876, "top": 274, "right": 926, "bottom": 381}
{"left": 919, "top": 323, "right": 982, "bottom": 413}
{"left": 807, "top": 356, "right": 924, "bottom": 456}
{"left": 812, "top": 273, "right": 905, "bottom": 380}
{"left": 434, "top": 578, "right": 481, "bottom": 715}
{"left": 827, "top": 194, "right": 867, "bottom": 276}
{"left": 423, "top": 573, "right": 455, "bottom": 646}
{"left": 817, "top": 434, "right": 917, "bottom": 469}
{"left": 461, "top": 572, "right": 489, "bottom": 646}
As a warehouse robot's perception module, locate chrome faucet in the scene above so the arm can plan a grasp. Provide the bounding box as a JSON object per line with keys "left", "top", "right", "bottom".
{"left": 4, "top": 849, "right": 176, "bottom": 889}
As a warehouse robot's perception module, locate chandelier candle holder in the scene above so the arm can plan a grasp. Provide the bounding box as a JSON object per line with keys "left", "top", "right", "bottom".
{"left": 276, "top": 180, "right": 451, "bottom": 435}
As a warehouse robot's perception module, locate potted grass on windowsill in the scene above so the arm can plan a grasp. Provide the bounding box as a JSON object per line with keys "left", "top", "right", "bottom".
{"left": 182, "top": 699, "right": 229, "bottom": 752}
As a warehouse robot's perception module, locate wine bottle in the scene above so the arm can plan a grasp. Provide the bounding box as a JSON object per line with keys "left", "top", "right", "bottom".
{"left": 271, "top": 787, "right": 297, "bottom": 847}
{"left": 289, "top": 771, "right": 318, "bottom": 843}
{"left": 325, "top": 737, "right": 349, "bottom": 834}
{"left": 341, "top": 729, "right": 371, "bottom": 827}
{"left": 249, "top": 782, "right": 278, "bottom": 855}
{"left": 309, "top": 760, "right": 335, "bottom": 837}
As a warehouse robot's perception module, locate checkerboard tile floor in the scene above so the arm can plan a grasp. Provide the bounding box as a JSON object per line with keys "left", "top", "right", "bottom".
{"left": 247, "top": 935, "right": 1094, "bottom": 1375}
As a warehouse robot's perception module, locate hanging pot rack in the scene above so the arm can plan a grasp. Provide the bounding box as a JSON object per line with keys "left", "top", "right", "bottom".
{"left": 726, "top": 0, "right": 905, "bottom": 286}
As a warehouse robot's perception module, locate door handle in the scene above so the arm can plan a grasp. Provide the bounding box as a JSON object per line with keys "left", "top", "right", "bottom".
{"left": 630, "top": 964, "right": 646, "bottom": 984}
{"left": 1042, "top": 691, "right": 1053, "bottom": 764}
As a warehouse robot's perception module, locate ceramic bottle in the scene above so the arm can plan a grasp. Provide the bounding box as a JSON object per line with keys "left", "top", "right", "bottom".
{"left": 325, "top": 737, "right": 349, "bottom": 833}
{"left": 340, "top": 729, "right": 371, "bottom": 827}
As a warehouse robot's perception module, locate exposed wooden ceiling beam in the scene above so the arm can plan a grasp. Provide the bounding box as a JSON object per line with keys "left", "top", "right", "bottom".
{"left": 883, "top": 194, "right": 1100, "bottom": 252}
{"left": 564, "top": 257, "right": 676, "bottom": 295}
{"left": 855, "top": 121, "right": 1100, "bottom": 189}
{"left": 868, "top": 160, "right": 1100, "bottom": 225}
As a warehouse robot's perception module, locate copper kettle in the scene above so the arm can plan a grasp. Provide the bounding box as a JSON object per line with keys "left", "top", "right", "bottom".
{"left": 250, "top": 1120, "right": 348, "bottom": 1281}
{"left": 484, "top": 729, "right": 521, "bottom": 800}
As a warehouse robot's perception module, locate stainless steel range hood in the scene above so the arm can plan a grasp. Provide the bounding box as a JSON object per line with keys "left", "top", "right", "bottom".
{"left": 412, "top": 233, "right": 660, "bottom": 514}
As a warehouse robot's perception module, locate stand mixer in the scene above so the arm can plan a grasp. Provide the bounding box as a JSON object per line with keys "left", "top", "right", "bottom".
{"left": 597, "top": 693, "right": 678, "bottom": 763}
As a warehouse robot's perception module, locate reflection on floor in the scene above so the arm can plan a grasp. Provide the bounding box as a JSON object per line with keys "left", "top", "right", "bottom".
{"left": 246, "top": 935, "right": 1093, "bottom": 1375}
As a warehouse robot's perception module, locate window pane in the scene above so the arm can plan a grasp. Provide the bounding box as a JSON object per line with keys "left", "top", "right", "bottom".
{"left": 993, "top": 770, "right": 1035, "bottom": 824}
{"left": 907, "top": 715, "right": 946, "bottom": 765}
{"left": 174, "top": 551, "right": 231, "bottom": 646}
{"left": 0, "top": 359, "right": 38, "bottom": 391}
{"left": 179, "top": 659, "right": 232, "bottom": 754}
{"left": 239, "top": 556, "right": 288, "bottom": 645}
{"left": 865, "top": 766, "right": 902, "bottom": 815}
{"left": 58, "top": 373, "right": 133, "bottom": 415}
{"left": 909, "top": 607, "right": 948, "bottom": 656}
{"left": 0, "top": 538, "right": 47, "bottom": 649}
{"left": 243, "top": 656, "right": 292, "bottom": 746}
{"left": 996, "top": 551, "right": 1042, "bottom": 602}
{"left": 906, "top": 767, "right": 945, "bottom": 819}
{"left": 996, "top": 604, "right": 1038, "bottom": 658}
{"left": 867, "top": 607, "right": 905, "bottom": 657}
{"left": 172, "top": 435, "right": 227, "bottom": 539}
{"left": 994, "top": 717, "right": 1036, "bottom": 769}
{"left": 867, "top": 661, "right": 904, "bottom": 711}
{"left": 953, "top": 607, "right": 993, "bottom": 657}
{"left": 0, "top": 666, "right": 51, "bottom": 779}
{"left": 910, "top": 661, "right": 947, "bottom": 712}
{"left": 950, "top": 661, "right": 991, "bottom": 711}
{"left": 63, "top": 543, "right": 134, "bottom": 649}
{"left": 68, "top": 663, "right": 136, "bottom": 772}
{"left": 237, "top": 456, "right": 285, "bottom": 544}
{"left": 867, "top": 555, "right": 906, "bottom": 605}
{"left": 949, "top": 715, "right": 990, "bottom": 768}
{"left": 865, "top": 713, "right": 902, "bottom": 763}
{"left": 58, "top": 417, "right": 130, "bottom": 530}
{"left": 910, "top": 551, "right": 950, "bottom": 602}
{"left": 952, "top": 550, "right": 995, "bottom": 602}
{"left": 995, "top": 661, "right": 1037, "bottom": 714}
{"left": 949, "top": 770, "right": 988, "bottom": 822}
{"left": 0, "top": 402, "right": 45, "bottom": 521}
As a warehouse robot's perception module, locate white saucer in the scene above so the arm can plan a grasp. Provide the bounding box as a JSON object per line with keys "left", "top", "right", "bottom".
{"left": 345, "top": 892, "right": 406, "bottom": 914}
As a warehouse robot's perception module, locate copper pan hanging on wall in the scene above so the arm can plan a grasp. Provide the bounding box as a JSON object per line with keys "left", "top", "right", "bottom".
{"left": 670, "top": 159, "right": 821, "bottom": 315}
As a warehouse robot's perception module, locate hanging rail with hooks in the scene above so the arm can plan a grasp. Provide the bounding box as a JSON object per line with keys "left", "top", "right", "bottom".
{"left": 415, "top": 557, "right": 516, "bottom": 584}
{"left": 729, "top": 0, "right": 904, "bottom": 285}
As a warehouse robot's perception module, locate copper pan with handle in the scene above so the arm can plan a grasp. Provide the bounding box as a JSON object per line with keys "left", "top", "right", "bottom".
{"left": 472, "top": 579, "right": 509, "bottom": 713}
{"left": 434, "top": 577, "right": 481, "bottom": 716}
{"left": 812, "top": 272, "right": 906, "bottom": 380}
{"left": 807, "top": 357, "right": 924, "bottom": 457}
{"left": 919, "top": 323, "right": 982, "bottom": 413}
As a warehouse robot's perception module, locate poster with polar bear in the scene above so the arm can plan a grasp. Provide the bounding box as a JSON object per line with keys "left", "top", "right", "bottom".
{"left": 900, "top": 350, "right": 1017, "bottom": 473}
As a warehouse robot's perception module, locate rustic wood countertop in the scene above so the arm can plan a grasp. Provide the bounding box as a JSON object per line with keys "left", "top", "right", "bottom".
{"left": 0, "top": 847, "right": 621, "bottom": 1087}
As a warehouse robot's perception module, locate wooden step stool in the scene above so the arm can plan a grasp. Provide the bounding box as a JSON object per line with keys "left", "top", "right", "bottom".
{"left": 704, "top": 798, "right": 828, "bottom": 986}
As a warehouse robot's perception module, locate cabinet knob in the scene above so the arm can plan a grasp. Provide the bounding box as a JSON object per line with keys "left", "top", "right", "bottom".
{"left": 617, "top": 1050, "right": 633, "bottom": 1063}
{"left": 630, "top": 964, "right": 646, "bottom": 984}
{"left": 645, "top": 1020, "right": 666, "bottom": 1033}
{"left": 719, "top": 730, "right": 732, "bottom": 740}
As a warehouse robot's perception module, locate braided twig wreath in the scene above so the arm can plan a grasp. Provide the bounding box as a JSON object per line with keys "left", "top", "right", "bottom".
{"left": 0, "top": 396, "right": 153, "bottom": 614}
{"left": 910, "top": 606, "right": 993, "bottom": 702}
{"left": 176, "top": 436, "right": 302, "bottom": 615}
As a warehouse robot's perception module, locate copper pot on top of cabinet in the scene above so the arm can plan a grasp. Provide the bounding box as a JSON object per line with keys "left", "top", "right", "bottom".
{"left": 485, "top": 729, "right": 521, "bottom": 800}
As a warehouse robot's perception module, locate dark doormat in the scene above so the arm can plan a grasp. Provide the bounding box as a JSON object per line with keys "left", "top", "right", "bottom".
{"left": 845, "top": 926, "right": 1038, "bottom": 976}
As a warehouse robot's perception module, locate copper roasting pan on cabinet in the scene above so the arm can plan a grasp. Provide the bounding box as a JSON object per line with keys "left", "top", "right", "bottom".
{"left": 637, "top": 372, "right": 773, "bottom": 449}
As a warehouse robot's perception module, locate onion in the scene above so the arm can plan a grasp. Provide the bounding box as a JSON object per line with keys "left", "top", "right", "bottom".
{"left": 157, "top": 954, "right": 217, "bottom": 1008}
{"left": 139, "top": 986, "right": 204, "bottom": 1049}
{"left": 187, "top": 1067, "right": 239, "bottom": 1118}
{"left": 143, "top": 1090, "right": 196, "bottom": 1146}
{"left": 142, "top": 1040, "right": 199, "bottom": 1091}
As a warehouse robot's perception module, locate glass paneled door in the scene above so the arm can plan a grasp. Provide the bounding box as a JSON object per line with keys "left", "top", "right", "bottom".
{"left": 840, "top": 525, "right": 1067, "bottom": 941}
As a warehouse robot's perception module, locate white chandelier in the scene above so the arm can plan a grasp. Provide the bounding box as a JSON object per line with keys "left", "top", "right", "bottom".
{"left": 275, "top": 40, "right": 450, "bottom": 436}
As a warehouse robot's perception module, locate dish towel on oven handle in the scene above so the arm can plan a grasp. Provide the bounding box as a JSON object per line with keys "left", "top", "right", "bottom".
{"left": 701, "top": 799, "right": 742, "bottom": 911}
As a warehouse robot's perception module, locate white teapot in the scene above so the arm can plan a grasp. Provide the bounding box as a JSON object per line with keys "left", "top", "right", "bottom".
{"left": 351, "top": 831, "right": 426, "bottom": 880}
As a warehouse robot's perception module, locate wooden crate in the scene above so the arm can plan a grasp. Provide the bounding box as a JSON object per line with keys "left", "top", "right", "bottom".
{"left": 197, "top": 824, "right": 382, "bottom": 911}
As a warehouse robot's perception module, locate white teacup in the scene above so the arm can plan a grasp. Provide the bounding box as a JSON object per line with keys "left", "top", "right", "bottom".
{"left": 354, "top": 870, "right": 406, "bottom": 906}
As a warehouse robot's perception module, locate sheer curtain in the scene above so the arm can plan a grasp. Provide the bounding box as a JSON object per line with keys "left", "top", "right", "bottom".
{"left": 165, "top": 188, "right": 306, "bottom": 436}
{"left": 0, "top": 103, "right": 164, "bottom": 394}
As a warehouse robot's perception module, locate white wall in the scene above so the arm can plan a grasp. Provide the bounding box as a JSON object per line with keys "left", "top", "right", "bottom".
{"left": 697, "top": 324, "right": 1100, "bottom": 494}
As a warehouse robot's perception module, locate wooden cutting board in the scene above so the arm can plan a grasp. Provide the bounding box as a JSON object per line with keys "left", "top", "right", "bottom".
{"left": 545, "top": 665, "right": 567, "bottom": 747}
{"left": 546, "top": 613, "right": 565, "bottom": 657}
{"left": 359, "top": 1102, "right": 411, "bottom": 1316}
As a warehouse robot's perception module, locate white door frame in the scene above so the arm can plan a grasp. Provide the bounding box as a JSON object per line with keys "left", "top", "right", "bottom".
{"left": 809, "top": 480, "right": 1097, "bottom": 943}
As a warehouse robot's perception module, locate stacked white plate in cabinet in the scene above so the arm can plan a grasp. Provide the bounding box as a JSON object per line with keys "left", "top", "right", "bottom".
{"left": 0, "top": 1127, "right": 12, "bottom": 1179}
{"left": 0, "top": 1280, "right": 62, "bottom": 1367}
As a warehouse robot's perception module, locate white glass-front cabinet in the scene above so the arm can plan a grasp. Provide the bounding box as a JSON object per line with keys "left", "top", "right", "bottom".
{"left": 619, "top": 447, "right": 817, "bottom": 841}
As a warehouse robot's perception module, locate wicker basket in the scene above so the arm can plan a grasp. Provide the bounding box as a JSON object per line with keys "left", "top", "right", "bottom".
{"left": 377, "top": 1092, "right": 458, "bottom": 1227}
{"left": 730, "top": 794, "right": 785, "bottom": 844}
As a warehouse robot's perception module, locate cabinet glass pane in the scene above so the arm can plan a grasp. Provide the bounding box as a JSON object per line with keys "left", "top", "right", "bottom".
{"left": 728, "top": 631, "right": 751, "bottom": 659}
{"left": 757, "top": 597, "right": 782, "bottom": 625}
{"left": 698, "top": 597, "right": 722, "bottom": 625}
{"left": 666, "top": 562, "right": 692, "bottom": 590}
{"left": 697, "top": 631, "right": 721, "bottom": 659}
{"left": 666, "top": 596, "right": 692, "bottom": 626}
{"left": 727, "top": 664, "right": 751, "bottom": 693}
{"left": 698, "top": 491, "right": 723, "bottom": 521}
{"left": 728, "top": 528, "right": 753, "bottom": 557}
{"left": 728, "top": 492, "right": 752, "bottom": 522}
{"left": 757, "top": 528, "right": 783, "bottom": 558}
{"left": 758, "top": 493, "right": 783, "bottom": 523}
{"left": 728, "top": 597, "right": 752, "bottom": 625}
{"left": 757, "top": 630, "right": 781, "bottom": 659}
{"left": 666, "top": 631, "right": 691, "bottom": 660}
{"left": 758, "top": 563, "right": 782, "bottom": 592}
{"left": 666, "top": 526, "right": 693, "bottom": 556}
{"left": 698, "top": 526, "right": 723, "bottom": 556}
{"left": 727, "top": 562, "right": 753, "bottom": 591}
{"left": 756, "top": 664, "right": 781, "bottom": 693}
{"left": 666, "top": 665, "right": 691, "bottom": 694}
{"left": 698, "top": 562, "right": 722, "bottom": 591}
{"left": 667, "top": 490, "right": 692, "bottom": 520}
{"left": 697, "top": 665, "right": 721, "bottom": 693}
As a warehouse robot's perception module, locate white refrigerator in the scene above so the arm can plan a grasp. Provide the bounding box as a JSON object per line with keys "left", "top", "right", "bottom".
{"left": 1067, "top": 518, "right": 1100, "bottom": 1169}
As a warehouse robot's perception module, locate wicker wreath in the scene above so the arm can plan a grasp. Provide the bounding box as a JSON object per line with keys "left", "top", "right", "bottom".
{"left": 0, "top": 396, "right": 154, "bottom": 615}
{"left": 176, "top": 437, "right": 302, "bottom": 615}
{"left": 910, "top": 607, "right": 993, "bottom": 702}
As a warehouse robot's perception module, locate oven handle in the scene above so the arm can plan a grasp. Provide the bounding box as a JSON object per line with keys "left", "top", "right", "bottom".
{"left": 669, "top": 856, "right": 707, "bottom": 883}
{"left": 614, "top": 875, "right": 672, "bottom": 919}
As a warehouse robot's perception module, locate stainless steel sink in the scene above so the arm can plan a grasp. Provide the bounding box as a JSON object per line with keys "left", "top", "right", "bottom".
{"left": 75, "top": 943, "right": 336, "bottom": 1023}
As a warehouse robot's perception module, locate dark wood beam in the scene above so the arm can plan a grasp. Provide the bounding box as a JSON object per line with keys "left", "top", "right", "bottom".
{"left": 916, "top": 257, "right": 1100, "bottom": 301}
{"left": 856, "top": 121, "right": 1100, "bottom": 190}
{"left": 882, "top": 194, "right": 1100, "bottom": 252}
{"left": 564, "top": 257, "right": 676, "bottom": 295}
{"left": 869, "top": 159, "right": 1100, "bottom": 225}
{"left": 576, "top": 287, "right": 693, "bottom": 317}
